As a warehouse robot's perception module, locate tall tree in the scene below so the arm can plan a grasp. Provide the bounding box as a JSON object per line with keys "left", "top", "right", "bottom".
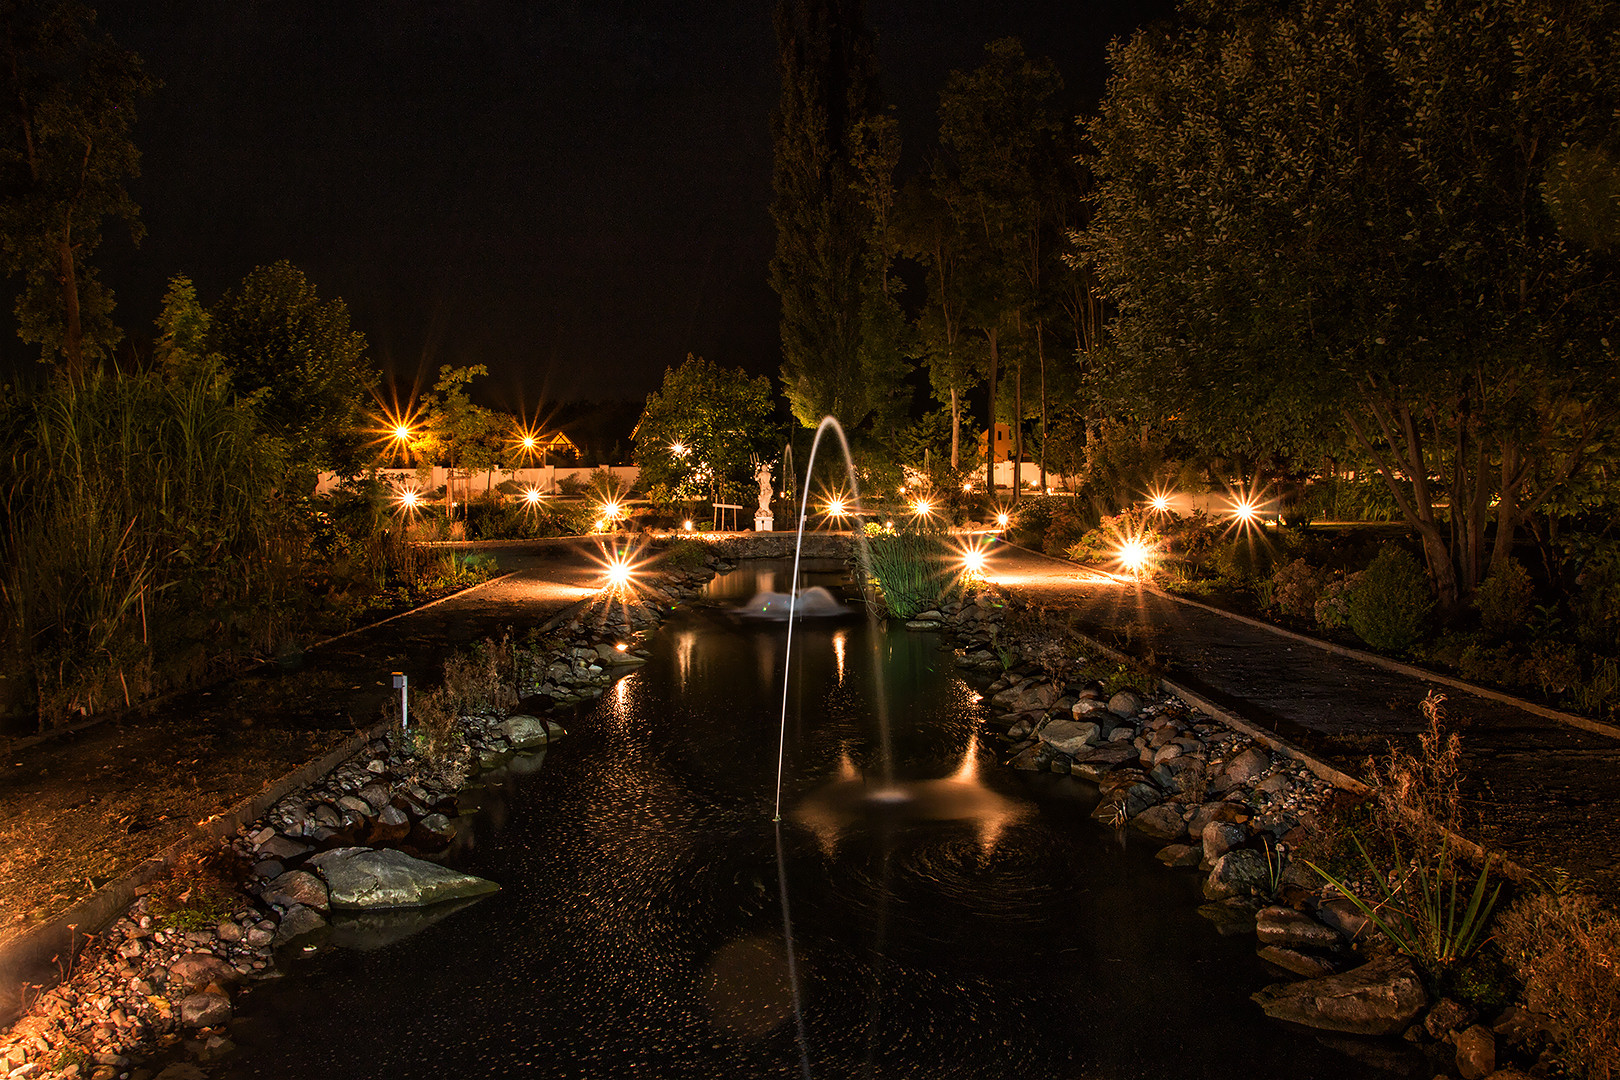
{"left": 897, "top": 179, "right": 980, "bottom": 472}
{"left": 209, "top": 261, "right": 373, "bottom": 478}
{"left": 770, "top": 0, "right": 902, "bottom": 431}
{"left": 0, "top": 0, "right": 152, "bottom": 376}
{"left": 937, "top": 38, "right": 1072, "bottom": 501}
{"left": 1088, "top": 0, "right": 1620, "bottom": 608}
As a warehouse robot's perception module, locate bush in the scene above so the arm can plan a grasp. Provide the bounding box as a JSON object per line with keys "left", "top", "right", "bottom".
{"left": 1496, "top": 889, "right": 1620, "bottom": 1080}
{"left": 1347, "top": 547, "right": 1433, "bottom": 651}
{"left": 1210, "top": 535, "right": 1275, "bottom": 586}
{"left": 1476, "top": 560, "right": 1534, "bottom": 637}
{"left": 1267, "top": 558, "right": 1327, "bottom": 621}
{"left": 1314, "top": 571, "right": 1361, "bottom": 630}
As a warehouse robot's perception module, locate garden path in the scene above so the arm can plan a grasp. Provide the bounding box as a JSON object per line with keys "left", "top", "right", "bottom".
{"left": 987, "top": 542, "right": 1620, "bottom": 898}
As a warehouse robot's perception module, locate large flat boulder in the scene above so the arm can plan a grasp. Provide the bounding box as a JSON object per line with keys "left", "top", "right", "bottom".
{"left": 308, "top": 847, "right": 499, "bottom": 910}
{"left": 1251, "top": 954, "right": 1428, "bottom": 1035}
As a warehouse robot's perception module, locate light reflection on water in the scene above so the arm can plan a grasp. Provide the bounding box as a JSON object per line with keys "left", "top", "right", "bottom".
{"left": 217, "top": 561, "right": 1387, "bottom": 1080}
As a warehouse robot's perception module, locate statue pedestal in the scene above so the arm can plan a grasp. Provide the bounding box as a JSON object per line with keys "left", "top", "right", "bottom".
{"left": 754, "top": 512, "right": 774, "bottom": 532}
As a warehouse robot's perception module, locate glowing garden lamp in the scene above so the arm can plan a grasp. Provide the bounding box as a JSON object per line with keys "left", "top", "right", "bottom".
{"left": 1231, "top": 499, "right": 1259, "bottom": 525}
{"left": 397, "top": 488, "right": 421, "bottom": 511}
{"left": 392, "top": 425, "right": 412, "bottom": 443}
{"left": 671, "top": 441, "right": 688, "bottom": 457}
{"left": 604, "top": 554, "right": 635, "bottom": 589}
{"left": 962, "top": 546, "right": 987, "bottom": 575}
{"left": 825, "top": 496, "right": 848, "bottom": 519}
{"left": 523, "top": 487, "right": 543, "bottom": 506}
{"left": 1149, "top": 493, "right": 1171, "bottom": 513}
{"left": 912, "top": 498, "right": 934, "bottom": 518}
{"left": 996, "top": 512, "right": 1010, "bottom": 530}
{"left": 1116, "top": 536, "right": 1152, "bottom": 576}
{"left": 682, "top": 520, "right": 694, "bottom": 531}
{"left": 522, "top": 435, "right": 537, "bottom": 452}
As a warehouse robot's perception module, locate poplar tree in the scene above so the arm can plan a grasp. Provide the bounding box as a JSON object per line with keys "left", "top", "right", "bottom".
{"left": 769, "top": 0, "right": 904, "bottom": 432}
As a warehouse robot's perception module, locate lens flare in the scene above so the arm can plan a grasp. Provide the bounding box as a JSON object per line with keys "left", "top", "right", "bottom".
{"left": 682, "top": 520, "right": 694, "bottom": 531}
{"left": 1116, "top": 536, "right": 1152, "bottom": 575}
{"left": 606, "top": 558, "right": 633, "bottom": 588}
{"left": 996, "top": 512, "right": 1010, "bottom": 529}
{"left": 1232, "top": 499, "right": 1258, "bottom": 524}
{"left": 523, "top": 487, "right": 542, "bottom": 505}
{"left": 1148, "top": 491, "right": 1172, "bottom": 513}
{"left": 912, "top": 498, "right": 934, "bottom": 517}
{"left": 825, "top": 496, "right": 847, "bottom": 518}
{"left": 671, "top": 441, "right": 688, "bottom": 457}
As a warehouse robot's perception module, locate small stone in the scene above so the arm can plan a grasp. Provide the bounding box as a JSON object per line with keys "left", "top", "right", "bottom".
{"left": 1131, "top": 803, "right": 1188, "bottom": 842}
{"left": 1204, "top": 849, "right": 1272, "bottom": 900}
{"left": 167, "top": 953, "right": 238, "bottom": 991}
{"left": 1202, "top": 820, "right": 1248, "bottom": 865}
{"left": 264, "top": 870, "right": 330, "bottom": 913}
{"left": 177, "top": 992, "right": 232, "bottom": 1029}
{"left": 1251, "top": 955, "right": 1428, "bottom": 1036}
{"left": 1257, "top": 945, "right": 1338, "bottom": 979}
{"left": 1106, "top": 689, "right": 1144, "bottom": 718}
{"left": 1155, "top": 843, "right": 1202, "bottom": 868}
{"left": 1454, "top": 1024, "right": 1496, "bottom": 1080}
{"left": 1256, "top": 906, "right": 1341, "bottom": 949}
{"left": 1220, "top": 747, "right": 1271, "bottom": 788}
{"left": 214, "top": 921, "right": 242, "bottom": 943}
{"left": 272, "top": 903, "right": 328, "bottom": 946}
{"left": 253, "top": 834, "right": 309, "bottom": 861}
{"left": 1038, "top": 719, "right": 1099, "bottom": 756}
{"left": 1424, "top": 998, "right": 1478, "bottom": 1039}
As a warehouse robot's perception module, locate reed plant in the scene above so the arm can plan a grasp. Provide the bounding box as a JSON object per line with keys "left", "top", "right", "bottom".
{"left": 863, "top": 531, "right": 960, "bottom": 619}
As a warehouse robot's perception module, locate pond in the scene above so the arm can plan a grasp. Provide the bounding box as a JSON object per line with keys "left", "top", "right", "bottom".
{"left": 219, "top": 560, "right": 1381, "bottom": 1079}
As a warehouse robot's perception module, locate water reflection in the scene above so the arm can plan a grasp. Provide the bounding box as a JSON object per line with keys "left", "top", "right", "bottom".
{"left": 789, "top": 734, "right": 1029, "bottom": 859}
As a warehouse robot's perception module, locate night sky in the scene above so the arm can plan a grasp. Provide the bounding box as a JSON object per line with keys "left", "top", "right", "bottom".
{"left": 59, "top": 1, "right": 1173, "bottom": 412}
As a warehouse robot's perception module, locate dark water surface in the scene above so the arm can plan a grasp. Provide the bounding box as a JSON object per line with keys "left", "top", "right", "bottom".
{"left": 220, "top": 561, "right": 1380, "bottom": 1079}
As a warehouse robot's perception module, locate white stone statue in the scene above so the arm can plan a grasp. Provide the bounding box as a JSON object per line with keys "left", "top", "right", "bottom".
{"left": 756, "top": 461, "right": 773, "bottom": 513}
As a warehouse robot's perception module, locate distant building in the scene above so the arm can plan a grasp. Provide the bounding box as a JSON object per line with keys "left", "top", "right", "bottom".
{"left": 977, "top": 423, "right": 1013, "bottom": 463}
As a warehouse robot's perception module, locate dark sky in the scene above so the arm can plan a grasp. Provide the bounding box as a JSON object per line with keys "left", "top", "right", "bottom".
{"left": 71, "top": 0, "right": 1172, "bottom": 412}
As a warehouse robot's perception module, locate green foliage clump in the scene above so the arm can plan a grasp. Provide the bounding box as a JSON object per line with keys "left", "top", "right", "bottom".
{"left": 1209, "top": 536, "right": 1275, "bottom": 587}
{"left": 1347, "top": 547, "right": 1433, "bottom": 651}
{"left": 863, "top": 532, "right": 960, "bottom": 619}
{"left": 1476, "top": 560, "right": 1534, "bottom": 637}
{"left": 657, "top": 538, "right": 711, "bottom": 573}
{"left": 1314, "top": 572, "right": 1361, "bottom": 630}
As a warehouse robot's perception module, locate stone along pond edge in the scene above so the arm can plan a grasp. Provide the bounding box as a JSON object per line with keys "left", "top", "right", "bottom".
{"left": 0, "top": 551, "right": 736, "bottom": 1080}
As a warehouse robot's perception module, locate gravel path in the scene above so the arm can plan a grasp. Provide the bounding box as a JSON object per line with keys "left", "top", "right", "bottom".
{"left": 986, "top": 542, "right": 1620, "bottom": 896}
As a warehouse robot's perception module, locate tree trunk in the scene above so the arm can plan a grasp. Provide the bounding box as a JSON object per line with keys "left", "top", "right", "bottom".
{"left": 58, "top": 232, "right": 84, "bottom": 377}
{"left": 984, "top": 329, "right": 998, "bottom": 498}
{"left": 949, "top": 386, "right": 960, "bottom": 471}
{"left": 1013, "top": 363, "right": 1023, "bottom": 505}
{"left": 1037, "top": 319, "right": 1048, "bottom": 495}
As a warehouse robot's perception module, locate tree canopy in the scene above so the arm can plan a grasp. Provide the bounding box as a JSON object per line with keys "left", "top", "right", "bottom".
{"left": 0, "top": 0, "right": 152, "bottom": 375}
{"left": 1087, "top": 0, "right": 1620, "bottom": 607}
{"left": 209, "top": 260, "right": 373, "bottom": 478}
{"left": 633, "top": 354, "right": 775, "bottom": 509}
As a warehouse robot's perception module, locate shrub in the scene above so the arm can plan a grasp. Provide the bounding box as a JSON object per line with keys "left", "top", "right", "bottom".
{"left": 1314, "top": 571, "right": 1361, "bottom": 630}
{"left": 1496, "top": 889, "right": 1620, "bottom": 1080}
{"left": 1267, "top": 558, "right": 1327, "bottom": 621}
{"left": 1208, "top": 535, "right": 1276, "bottom": 586}
{"left": 1476, "top": 560, "right": 1534, "bottom": 637}
{"left": 1347, "top": 546, "right": 1433, "bottom": 651}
